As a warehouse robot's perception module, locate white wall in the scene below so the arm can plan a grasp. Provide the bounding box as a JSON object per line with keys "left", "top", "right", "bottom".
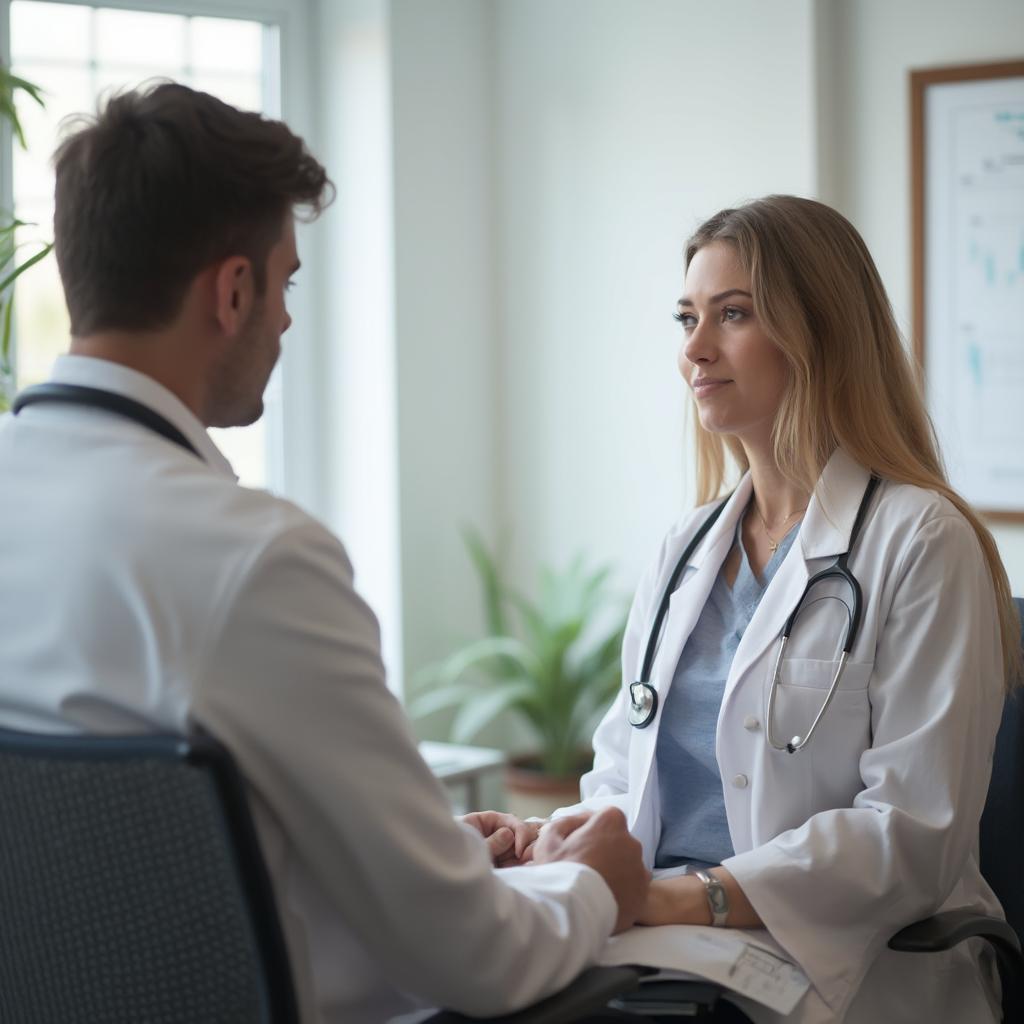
{"left": 310, "top": 0, "right": 404, "bottom": 686}
{"left": 309, "top": 0, "right": 500, "bottom": 709}
{"left": 493, "top": 0, "right": 816, "bottom": 595}
{"left": 390, "top": 0, "right": 499, "bottom": 674}
{"left": 309, "top": 0, "right": 1024, "bottom": 730}
{"left": 816, "top": 0, "right": 1024, "bottom": 591}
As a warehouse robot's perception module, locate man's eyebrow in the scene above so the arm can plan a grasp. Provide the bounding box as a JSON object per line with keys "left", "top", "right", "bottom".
{"left": 677, "top": 288, "right": 753, "bottom": 307}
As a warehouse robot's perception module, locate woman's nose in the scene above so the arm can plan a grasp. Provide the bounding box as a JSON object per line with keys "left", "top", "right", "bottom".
{"left": 681, "top": 319, "right": 716, "bottom": 372}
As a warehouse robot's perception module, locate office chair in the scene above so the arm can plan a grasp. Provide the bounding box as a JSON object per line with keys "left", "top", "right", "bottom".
{"left": 0, "top": 727, "right": 299, "bottom": 1024}
{"left": 432, "top": 599, "right": 1024, "bottom": 1023}
{"left": 887, "top": 595, "right": 1024, "bottom": 1019}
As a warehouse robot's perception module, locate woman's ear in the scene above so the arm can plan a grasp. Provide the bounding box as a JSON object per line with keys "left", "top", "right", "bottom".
{"left": 213, "top": 256, "right": 255, "bottom": 336}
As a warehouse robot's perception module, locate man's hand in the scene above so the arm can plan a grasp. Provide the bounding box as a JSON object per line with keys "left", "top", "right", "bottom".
{"left": 459, "top": 811, "right": 542, "bottom": 867}
{"left": 532, "top": 808, "right": 649, "bottom": 933}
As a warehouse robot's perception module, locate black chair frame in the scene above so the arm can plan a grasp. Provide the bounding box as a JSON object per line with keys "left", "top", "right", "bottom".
{"left": 0, "top": 727, "right": 300, "bottom": 1024}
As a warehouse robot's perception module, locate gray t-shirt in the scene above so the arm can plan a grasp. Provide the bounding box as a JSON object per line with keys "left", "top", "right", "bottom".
{"left": 654, "top": 516, "right": 798, "bottom": 869}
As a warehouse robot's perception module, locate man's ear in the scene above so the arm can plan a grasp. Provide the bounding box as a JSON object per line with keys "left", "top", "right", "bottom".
{"left": 212, "top": 256, "right": 255, "bottom": 336}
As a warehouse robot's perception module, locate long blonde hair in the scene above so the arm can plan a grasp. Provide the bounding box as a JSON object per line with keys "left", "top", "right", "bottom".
{"left": 685, "top": 195, "right": 1021, "bottom": 690}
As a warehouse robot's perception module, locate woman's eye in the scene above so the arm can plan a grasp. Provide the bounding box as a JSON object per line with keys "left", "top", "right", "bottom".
{"left": 673, "top": 311, "right": 697, "bottom": 329}
{"left": 722, "top": 306, "right": 745, "bottom": 321}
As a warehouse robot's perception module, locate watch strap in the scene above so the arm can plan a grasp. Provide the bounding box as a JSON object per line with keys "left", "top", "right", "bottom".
{"left": 694, "top": 869, "right": 729, "bottom": 927}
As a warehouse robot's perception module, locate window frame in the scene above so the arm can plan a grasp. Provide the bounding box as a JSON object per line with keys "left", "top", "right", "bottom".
{"left": 0, "top": 0, "right": 324, "bottom": 511}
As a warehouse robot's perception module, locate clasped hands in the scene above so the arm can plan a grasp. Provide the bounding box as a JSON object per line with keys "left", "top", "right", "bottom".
{"left": 459, "top": 807, "right": 650, "bottom": 933}
{"left": 460, "top": 809, "right": 758, "bottom": 931}
{"left": 459, "top": 810, "right": 543, "bottom": 866}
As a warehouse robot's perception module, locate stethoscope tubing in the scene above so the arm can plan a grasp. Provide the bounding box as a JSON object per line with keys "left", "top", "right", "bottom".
{"left": 638, "top": 497, "right": 731, "bottom": 686}
{"left": 630, "top": 475, "right": 881, "bottom": 750}
{"left": 12, "top": 383, "right": 204, "bottom": 461}
{"left": 628, "top": 495, "right": 730, "bottom": 729}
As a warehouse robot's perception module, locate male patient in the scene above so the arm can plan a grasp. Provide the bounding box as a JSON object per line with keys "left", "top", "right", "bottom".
{"left": 0, "top": 83, "right": 647, "bottom": 1022}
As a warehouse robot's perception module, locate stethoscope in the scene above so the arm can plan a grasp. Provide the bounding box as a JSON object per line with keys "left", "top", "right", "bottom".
{"left": 12, "top": 383, "right": 204, "bottom": 461}
{"left": 629, "top": 475, "right": 881, "bottom": 754}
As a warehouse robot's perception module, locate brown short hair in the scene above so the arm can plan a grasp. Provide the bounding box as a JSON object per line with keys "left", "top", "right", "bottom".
{"left": 53, "top": 81, "right": 333, "bottom": 335}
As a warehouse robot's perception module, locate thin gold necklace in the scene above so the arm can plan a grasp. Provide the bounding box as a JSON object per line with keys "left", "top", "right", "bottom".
{"left": 754, "top": 503, "right": 807, "bottom": 554}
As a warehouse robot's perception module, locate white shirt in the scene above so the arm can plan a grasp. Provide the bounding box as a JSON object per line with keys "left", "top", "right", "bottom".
{"left": 0, "top": 354, "right": 617, "bottom": 1023}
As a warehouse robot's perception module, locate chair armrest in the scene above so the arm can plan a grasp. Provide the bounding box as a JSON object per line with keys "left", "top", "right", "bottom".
{"left": 888, "top": 908, "right": 1022, "bottom": 963}
{"left": 422, "top": 965, "right": 643, "bottom": 1024}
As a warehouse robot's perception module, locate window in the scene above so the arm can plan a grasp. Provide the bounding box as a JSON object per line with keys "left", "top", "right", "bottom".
{"left": 4, "top": 0, "right": 404, "bottom": 689}
{"left": 9, "top": 0, "right": 281, "bottom": 488}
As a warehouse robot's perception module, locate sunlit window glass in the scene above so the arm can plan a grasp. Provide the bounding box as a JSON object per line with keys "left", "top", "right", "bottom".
{"left": 10, "top": 1, "right": 281, "bottom": 489}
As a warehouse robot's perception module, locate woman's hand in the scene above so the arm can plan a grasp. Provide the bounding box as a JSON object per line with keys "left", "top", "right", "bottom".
{"left": 459, "top": 811, "right": 542, "bottom": 867}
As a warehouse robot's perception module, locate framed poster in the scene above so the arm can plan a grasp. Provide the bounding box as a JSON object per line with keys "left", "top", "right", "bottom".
{"left": 911, "top": 60, "right": 1024, "bottom": 520}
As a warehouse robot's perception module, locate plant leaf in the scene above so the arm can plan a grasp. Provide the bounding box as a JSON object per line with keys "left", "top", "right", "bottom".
{"left": 1, "top": 293, "right": 14, "bottom": 371}
{"left": 0, "top": 219, "right": 31, "bottom": 237}
{"left": 0, "top": 66, "right": 46, "bottom": 150}
{"left": 438, "top": 532, "right": 629, "bottom": 770}
{"left": 407, "top": 683, "right": 472, "bottom": 719}
{"left": 0, "top": 242, "right": 52, "bottom": 294}
{"left": 451, "top": 678, "right": 537, "bottom": 743}
{"left": 427, "top": 635, "right": 539, "bottom": 689}
{"left": 461, "top": 525, "right": 509, "bottom": 635}
{"left": 4, "top": 72, "right": 46, "bottom": 104}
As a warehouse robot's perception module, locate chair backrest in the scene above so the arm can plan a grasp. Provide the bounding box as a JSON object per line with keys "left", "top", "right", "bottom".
{"left": 980, "top": 598, "right": 1024, "bottom": 949}
{"left": 0, "top": 728, "right": 299, "bottom": 1024}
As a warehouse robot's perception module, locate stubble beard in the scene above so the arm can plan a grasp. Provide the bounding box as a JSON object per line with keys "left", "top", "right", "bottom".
{"left": 205, "top": 305, "right": 277, "bottom": 428}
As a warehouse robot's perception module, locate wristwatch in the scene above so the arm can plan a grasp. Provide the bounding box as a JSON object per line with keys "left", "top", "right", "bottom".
{"left": 694, "top": 869, "right": 729, "bottom": 927}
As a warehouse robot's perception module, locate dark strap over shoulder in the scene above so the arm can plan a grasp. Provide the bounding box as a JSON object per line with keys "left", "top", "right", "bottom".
{"left": 13, "top": 383, "right": 203, "bottom": 460}
{"left": 638, "top": 494, "right": 731, "bottom": 684}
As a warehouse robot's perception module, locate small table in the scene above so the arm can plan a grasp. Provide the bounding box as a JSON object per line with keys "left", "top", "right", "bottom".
{"left": 420, "top": 740, "right": 506, "bottom": 813}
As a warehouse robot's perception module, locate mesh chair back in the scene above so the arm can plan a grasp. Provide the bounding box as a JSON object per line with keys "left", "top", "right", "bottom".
{"left": 980, "top": 599, "right": 1024, "bottom": 948}
{"left": 978, "top": 597, "right": 1024, "bottom": 1014}
{"left": 0, "top": 729, "right": 298, "bottom": 1024}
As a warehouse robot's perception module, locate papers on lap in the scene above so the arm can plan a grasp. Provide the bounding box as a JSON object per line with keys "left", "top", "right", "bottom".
{"left": 599, "top": 925, "right": 810, "bottom": 1015}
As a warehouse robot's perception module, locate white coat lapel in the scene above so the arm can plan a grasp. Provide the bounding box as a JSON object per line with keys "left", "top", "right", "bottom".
{"left": 718, "top": 450, "right": 872, "bottom": 720}
{"left": 629, "top": 478, "right": 754, "bottom": 810}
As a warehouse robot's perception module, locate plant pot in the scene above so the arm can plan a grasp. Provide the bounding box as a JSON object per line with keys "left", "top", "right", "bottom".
{"left": 503, "top": 754, "right": 588, "bottom": 820}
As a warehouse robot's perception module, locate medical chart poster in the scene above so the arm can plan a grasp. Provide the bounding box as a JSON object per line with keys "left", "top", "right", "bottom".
{"left": 912, "top": 61, "right": 1024, "bottom": 519}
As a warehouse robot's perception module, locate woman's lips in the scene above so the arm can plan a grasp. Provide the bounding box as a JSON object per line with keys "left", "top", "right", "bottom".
{"left": 692, "top": 377, "right": 732, "bottom": 397}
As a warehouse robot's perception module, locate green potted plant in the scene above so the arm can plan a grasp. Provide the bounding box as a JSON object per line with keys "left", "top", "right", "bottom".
{"left": 411, "top": 529, "right": 627, "bottom": 818}
{"left": 0, "top": 65, "right": 53, "bottom": 409}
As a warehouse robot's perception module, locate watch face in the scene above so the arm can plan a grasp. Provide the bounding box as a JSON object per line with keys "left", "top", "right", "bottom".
{"left": 697, "top": 871, "right": 728, "bottom": 917}
{"left": 709, "top": 887, "right": 729, "bottom": 914}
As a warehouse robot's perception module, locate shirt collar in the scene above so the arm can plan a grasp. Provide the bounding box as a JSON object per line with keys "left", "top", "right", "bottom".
{"left": 49, "top": 354, "right": 237, "bottom": 479}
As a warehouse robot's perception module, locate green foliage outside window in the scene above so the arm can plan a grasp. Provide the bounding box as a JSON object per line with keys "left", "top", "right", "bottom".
{"left": 0, "top": 66, "right": 53, "bottom": 409}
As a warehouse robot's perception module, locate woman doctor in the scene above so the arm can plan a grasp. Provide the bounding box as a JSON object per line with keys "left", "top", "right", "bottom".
{"left": 545, "top": 196, "right": 1020, "bottom": 1023}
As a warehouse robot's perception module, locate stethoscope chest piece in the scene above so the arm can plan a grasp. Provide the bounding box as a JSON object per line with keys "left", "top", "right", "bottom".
{"left": 628, "top": 682, "right": 659, "bottom": 729}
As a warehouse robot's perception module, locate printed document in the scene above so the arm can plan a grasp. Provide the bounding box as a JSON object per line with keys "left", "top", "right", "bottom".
{"left": 599, "top": 924, "right": 810, "bottom": 1015}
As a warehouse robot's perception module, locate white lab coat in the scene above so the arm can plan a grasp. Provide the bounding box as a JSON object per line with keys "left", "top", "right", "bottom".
{"left": 0, "top": 355, "right": 618, "bottom": 1024}
{"left": 560, "top": 449, "right": 1006, "bottom": 1023}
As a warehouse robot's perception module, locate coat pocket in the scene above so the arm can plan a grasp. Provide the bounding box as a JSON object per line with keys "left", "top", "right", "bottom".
{"left": 768, "top": 659, "right": 872, "bottom": 808}
{"left": 777, "top": 657, "right": 872, "bottom": 692}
